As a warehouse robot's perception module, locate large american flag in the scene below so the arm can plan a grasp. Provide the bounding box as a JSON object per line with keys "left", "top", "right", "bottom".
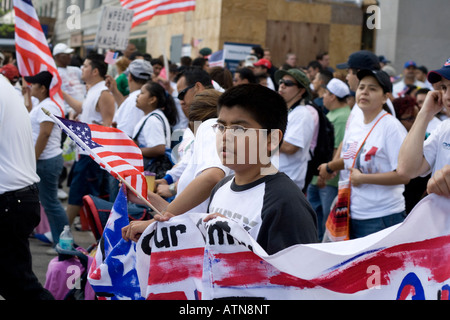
{"left": 47, "top": 113, "right": 148, "bottom": 200}
{"left": 120, "top": 0, "right": 196, "bottom": 29}
{"left": 13, "top": 0, "right": 64, "bottom": 116}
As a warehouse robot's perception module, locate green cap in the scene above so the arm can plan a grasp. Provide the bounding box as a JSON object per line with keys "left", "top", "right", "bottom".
{"left": 275, "top": 68, "right": 312, "bottom": 100}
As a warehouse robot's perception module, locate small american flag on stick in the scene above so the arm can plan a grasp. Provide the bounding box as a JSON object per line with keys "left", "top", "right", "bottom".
{"left": 42, "top": 108, "right": 159, "bottom": 215}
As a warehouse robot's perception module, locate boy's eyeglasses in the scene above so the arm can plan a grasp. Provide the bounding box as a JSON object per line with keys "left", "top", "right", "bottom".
{"left": 278, "top": 79, "right": 298, "bottom": 87}
{"left": 212, "top": 123, "right": 262, "bottom": 136}
{"left": 177, "top": 84, "right": 195, "bottom": 101}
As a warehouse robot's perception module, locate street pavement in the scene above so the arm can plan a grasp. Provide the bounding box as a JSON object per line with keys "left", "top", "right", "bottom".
{"left": 30, "top": 184, "right": 97, "bottom": 292}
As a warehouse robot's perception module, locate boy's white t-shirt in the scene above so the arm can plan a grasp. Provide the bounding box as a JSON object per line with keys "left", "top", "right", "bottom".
{"left": 132, "top": 108, "right": 171, "bottom": 149}
{"left": 176, "top": 118, "right": 230, "bottom": 213}
{"left": 423, "top": 118, "right": 450, "bottom": 177}
{"left": 278, "top": 105, "right": 315, "bottom": 190}
{"left": 341, "top": 110, "right": 407, "bottom": 220}
{"left": 29, "top": 98, "right": 63, "bottom": 160}
{"left": 114, "top": 90, "right": 145, "bottom": 138}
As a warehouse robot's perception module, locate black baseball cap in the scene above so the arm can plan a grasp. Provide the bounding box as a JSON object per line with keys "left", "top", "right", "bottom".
{"left": 357, "top": 69, "right": 392, "bottom": 93}
{"left": 427, "top": 58, "right": 450, "bottom": 84}
{"left": 336, "top": 50, "right": 381, "bottom": 71}
{"left": 24, "top": 71, "right": 53, "bottom": 90}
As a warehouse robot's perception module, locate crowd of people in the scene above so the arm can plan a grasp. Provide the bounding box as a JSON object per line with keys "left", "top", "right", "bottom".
{"left": 0, "top": 41, "right": 449, "bottom": 300}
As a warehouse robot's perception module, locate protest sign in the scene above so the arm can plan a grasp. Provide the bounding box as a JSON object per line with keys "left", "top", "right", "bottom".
{"left": 94, "top": 6, "right": 134, "bottom": 51}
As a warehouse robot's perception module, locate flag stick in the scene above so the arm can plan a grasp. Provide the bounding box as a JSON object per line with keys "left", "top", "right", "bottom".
{"left": 41, "top": 108, "right": 161, "bottom": 216}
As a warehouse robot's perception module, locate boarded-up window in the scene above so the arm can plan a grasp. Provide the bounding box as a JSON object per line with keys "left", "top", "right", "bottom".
{"left": 265, "top": 20, "right": 330, "bottom": 68}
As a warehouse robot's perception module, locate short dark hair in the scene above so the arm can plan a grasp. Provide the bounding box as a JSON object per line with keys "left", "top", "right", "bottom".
{"left": 415, "top": 88, "right": 430, "bottom": 96}
{"left": 319, "top": 69, "right": 334, "bottom": 84}
{"left": 316, "top": 51, "right": 329, "bottom": 61}
{"left": 218, "top": 84, "right": 287, "bottom": 137}
{"left": 175, "top": 66, "right": 213, "bottom": 88}
{"left": 307, "top": 60, "right": 323, "bottom": 71}
{"left": 192, "top": 57, "right": 208, "bottom": 69}
{"left": 86, "top": 52, "right": 107, "bottom": 79}
{"left": 151, "top": 58, "right": 163, "bottom": 66}
{"left": 235, "top": 67, "right": 257, "bottom": 84}
{"left": 252, "top": 46, "right": 264, "bottom": 59}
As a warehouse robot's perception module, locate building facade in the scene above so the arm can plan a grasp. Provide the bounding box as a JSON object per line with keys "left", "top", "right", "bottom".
{"left": 2, "top": 0, "right": 446, "bottom": 72}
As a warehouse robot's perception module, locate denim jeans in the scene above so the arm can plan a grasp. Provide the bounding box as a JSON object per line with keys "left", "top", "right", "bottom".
{"left": 307, "top": 184, "right": 338, "bottom": 241}
{"left": 36, "top": 154, "right": 69, "bottom": 245}
{"left": 68, "top": 155, "right": 109, "bottom": 206}
{"left": 350, "top": 211, "right": 406, "bottom": 239}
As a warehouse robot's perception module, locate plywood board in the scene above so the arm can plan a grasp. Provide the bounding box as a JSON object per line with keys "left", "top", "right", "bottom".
{"left": 267, "top": 0, "right": 331, "bottom": 24}
{"left": 265, "top": 20, "right": 330, "bottom": 68}
{"left": 328, "top": 23, "right": 363, "bottom": 71}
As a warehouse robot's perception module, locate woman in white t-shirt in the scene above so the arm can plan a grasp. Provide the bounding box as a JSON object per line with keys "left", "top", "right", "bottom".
{"left": 323, "top": 70, "right": 410, "bottom": 239}
{"left": 24, "top": 71, "right": 69, "bottom": 249}
{"left": 133, "top": 81, "right": 178, "bottom": 178}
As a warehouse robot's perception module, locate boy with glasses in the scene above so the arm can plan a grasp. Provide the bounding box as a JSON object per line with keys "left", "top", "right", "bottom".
{"left": 123, "top": 85, "right": 318, "bottom": 254}
{"left": 205, "top": 84, "right": 318, "bottom": 254}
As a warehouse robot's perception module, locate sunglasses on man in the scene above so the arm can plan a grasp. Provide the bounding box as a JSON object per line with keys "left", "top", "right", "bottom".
{"left": 177, "top": 84, "right": 195, "bottom": 101}
{"left": 279, "top": 79, "right": 298, "bottom": 87}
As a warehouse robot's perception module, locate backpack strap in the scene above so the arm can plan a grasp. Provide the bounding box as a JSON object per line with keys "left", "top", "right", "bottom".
{"left": 133, "top": 111, "right": 169, "bottom": 145}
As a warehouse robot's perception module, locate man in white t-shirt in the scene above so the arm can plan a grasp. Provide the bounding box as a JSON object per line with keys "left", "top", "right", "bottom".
{"left": 109, "top": 59, "right": 152, "bottom": 137}
{"left": 53, "top": 43, "right": 86, "bottom": 116}
{"left": 275, "top": 68, "right": 316, "bottom": 191}
{"left": 0, "top": 75, "right": 54, "bottom": 299}
{"left": 392, "top": 60, "right": 426, "bottom": 98}
{"left": 398, "top": 58, "right": 450, "bottom": 185}
{"left": 62, "top": 53, "right": 116, "bottom": 226}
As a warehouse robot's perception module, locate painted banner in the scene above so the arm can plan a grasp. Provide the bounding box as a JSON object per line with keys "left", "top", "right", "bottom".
{"left": 89, "top": 194, "right": 449, "bottom": 300}
{"left": 134, "top": 194, "right": 450, "bottom": 300}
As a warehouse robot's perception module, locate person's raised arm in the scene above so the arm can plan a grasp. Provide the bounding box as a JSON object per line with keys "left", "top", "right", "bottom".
{"left": 105, "top": 75, "right": 125, "bottom": 107}
{"left": 97, "top": 90, "right": 116, "bottom": 127}
{"left": 397, "top": 91, "right": 443, "bottom": 179}
{"left": 161, "top": 167, "right": 225, "bottom": 217}
{"left": 62, "top": 91, "right": 83, "bottom": 114}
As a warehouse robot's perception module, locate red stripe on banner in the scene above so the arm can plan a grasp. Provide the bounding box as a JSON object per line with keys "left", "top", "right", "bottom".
{"left": 211, "top": 251, "right": 315, "bottom": 289}
{"left": 148, "top": 248, "right": 204, "bottom": 286}
{"left": 147, "top": 291, "right": 188, "bottom": 300}
{"left": 211, "top": 235, "right": 450, "bottom": 294}
{"left": 313, "top": 235, "right": 450, "bottom": 293}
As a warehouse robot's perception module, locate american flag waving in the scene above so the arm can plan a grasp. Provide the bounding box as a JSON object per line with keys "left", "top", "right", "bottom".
{"left": 13, "top": 0, "right": 64, "bottom": 116}
{"left": 120, "top": 0, "right": 196, "bottom": 29}
{"left": 42, "top": 109, "right": 152, "bottom": 207}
